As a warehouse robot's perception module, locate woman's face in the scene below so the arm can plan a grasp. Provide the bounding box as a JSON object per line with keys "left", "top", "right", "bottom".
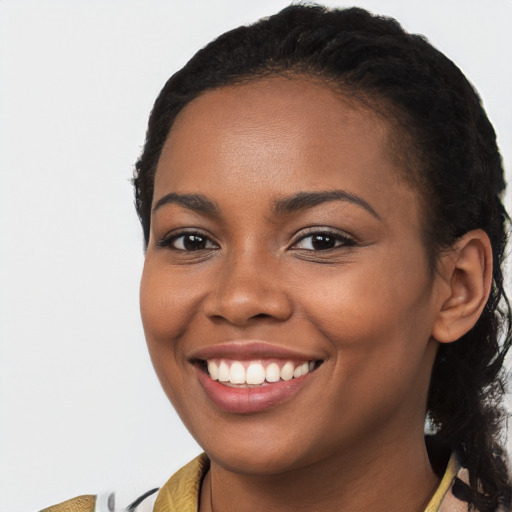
{"left": 140, "top": 77, "right": 443, "bottom": 474}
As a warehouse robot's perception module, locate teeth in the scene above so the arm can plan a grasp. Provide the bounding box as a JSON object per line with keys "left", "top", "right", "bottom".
{"left": 218, "top": 361, "right": 230, "bottom": 382}
{"left": 246, "top": 362, "right": 266, "bottom": 385}
{"left": 207, "top": 361, "right": 219, "bottom": 380}
{"left": 229, "top": 361, "right": 246, "bottom": 384}
{"left": 281, "top": 362, "right": 294, "bottom": 381}
{"left": 205, "top": 359, "right": 316, "bottom": 385}
{"left": 265, "top": 363, "right": 280, "bottom": 383}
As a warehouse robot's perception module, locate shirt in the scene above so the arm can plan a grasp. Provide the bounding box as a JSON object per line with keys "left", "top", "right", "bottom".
{"left": 39, "top": 452, "right": 483, "bottom": 512}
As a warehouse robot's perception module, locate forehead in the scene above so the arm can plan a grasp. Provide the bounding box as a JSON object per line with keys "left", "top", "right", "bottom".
{"left": 154, "top": 76, "right": 419, "bottom": 226}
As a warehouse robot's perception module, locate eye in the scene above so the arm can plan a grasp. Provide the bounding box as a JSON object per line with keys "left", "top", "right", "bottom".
{"left": 157, "top": 231, "right": 218, "bottom": 251}
{"left": 291, "top": 230, "right": 355, "bottom": 251}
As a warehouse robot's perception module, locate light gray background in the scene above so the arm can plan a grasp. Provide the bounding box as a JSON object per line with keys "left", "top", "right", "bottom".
{"left": 1, "top": 1, "right": 511, "bottom": 511}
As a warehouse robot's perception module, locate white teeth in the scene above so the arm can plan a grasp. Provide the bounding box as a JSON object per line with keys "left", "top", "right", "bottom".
{"left": 218, "top": 361, "right": 230, "bottom": 382}
{"left": 265, "top": 363, "right": 280, "bottom": 383}
{"left": 294, "top": 362, "right": 310, "bottom": 378}
{"left": 206, "top": 359, "right": 317, "bottom": 385}
{"left": 246, "top": 362, "right": 266, "bottom": 385}
{"left": 280, "top": 362, "right": 294, "bottom": 381}
{"left": 207, "top": 361, "right": 219, "bottom": 381}
{"left": 229, "top": 361, "right": 246, "bottom": 384}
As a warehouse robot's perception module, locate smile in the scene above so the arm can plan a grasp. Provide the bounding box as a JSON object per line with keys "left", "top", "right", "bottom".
{"left": 189, "top": 341, "right": 324, "bottom": 413}
{"left": 205, "top": 359, "right": 316, "bottom": 386}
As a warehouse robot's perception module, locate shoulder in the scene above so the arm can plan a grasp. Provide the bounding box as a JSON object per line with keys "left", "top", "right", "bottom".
{"left": 39, "top": 487, "right": 160, "bottom": 512}
{"left": 428, "top": 452, "right": 509, "bottom": 512}
{"left": 40, "top": 495, "right": 96, "bottom": 512}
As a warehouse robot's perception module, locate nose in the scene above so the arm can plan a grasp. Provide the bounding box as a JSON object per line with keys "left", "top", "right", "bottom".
{"left": 203, "top": 250, "right": 293, "bottom": 326}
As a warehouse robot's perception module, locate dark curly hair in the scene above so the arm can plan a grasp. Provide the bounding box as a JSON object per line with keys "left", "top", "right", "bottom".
{"left": 133, "top": 4, "right": 511, "bottom": 510}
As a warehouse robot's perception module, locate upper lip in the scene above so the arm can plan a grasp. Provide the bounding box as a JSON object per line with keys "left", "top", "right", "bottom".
{"left": 188, "top": 340, "right": 323, "bottom": 362}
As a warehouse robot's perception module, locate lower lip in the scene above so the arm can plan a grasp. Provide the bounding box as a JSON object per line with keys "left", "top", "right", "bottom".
{"left": 196, "top": 366, "right": 312, "bottom": 414}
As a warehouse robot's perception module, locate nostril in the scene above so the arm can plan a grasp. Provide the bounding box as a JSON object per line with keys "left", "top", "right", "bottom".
{"left": 207, "top": 311, "right": 279, "bottom": 326}
{"left": 251, "top": 313, "right": 274, "bottom": 320}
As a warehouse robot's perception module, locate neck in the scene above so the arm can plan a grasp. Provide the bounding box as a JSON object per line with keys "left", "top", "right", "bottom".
{"left": 200, "top": 430, "right": 440, "bottom": 512}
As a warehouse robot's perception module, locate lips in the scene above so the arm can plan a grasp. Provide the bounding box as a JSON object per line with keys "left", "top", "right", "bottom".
{"left": 189, "top": 341, "right": 323, "bottom": 413}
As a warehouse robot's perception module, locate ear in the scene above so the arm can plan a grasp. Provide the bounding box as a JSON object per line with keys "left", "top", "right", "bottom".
{"left": 432, "top": 229, "right": 493, "bottom": 344}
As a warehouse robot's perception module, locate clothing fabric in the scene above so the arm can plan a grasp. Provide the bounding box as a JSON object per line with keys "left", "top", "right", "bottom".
{"left": 40, "top": 453, "right": 485, "bottom": 512}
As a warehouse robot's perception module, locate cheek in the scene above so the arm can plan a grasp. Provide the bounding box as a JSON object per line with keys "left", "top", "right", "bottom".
{"left": 139, "top": 261, "right": 204, "bottom": 414}
{"left": 300, "top": 254, "right": 431, "bottom": 336}
{"left": 140, "top": 258, "right": 200, "bottom": 340}
{"left": 295, "top": 252, "right": 435, "bottom": 391}
{"left": 139, "top": 259, "right": 205, "bottom": 388}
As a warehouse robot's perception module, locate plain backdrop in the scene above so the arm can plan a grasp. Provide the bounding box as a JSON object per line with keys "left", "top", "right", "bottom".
{"left": 1, "top": 1, "right": 511, "bottom": 511}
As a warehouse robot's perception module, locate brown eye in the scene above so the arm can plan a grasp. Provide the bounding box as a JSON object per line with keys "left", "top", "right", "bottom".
{"left": 292, "top": 231, "right": 355, "bottom": 251}
{"left": 158, "top": 232, "right": 218, "bottom": 251}
{"left": 310, "top": 234, "right": 337, "bottom": 250}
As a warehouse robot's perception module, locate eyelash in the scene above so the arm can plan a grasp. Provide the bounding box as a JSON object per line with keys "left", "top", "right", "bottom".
{"left": 157, "top": 228, "right": 356, "bottom": 252}
{"left": 290, "top": 229, "right": 356, "bottom": 251}
{"left": 157, "top": 231, "right": 218, "bottom": 251}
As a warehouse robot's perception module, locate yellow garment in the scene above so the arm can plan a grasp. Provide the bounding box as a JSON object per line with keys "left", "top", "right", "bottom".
{"left": 424, "top": 455, "right": 463, "bottom": 512}
{"left": 154, "top": 453, "right": 209, "bottom": 512}
{"left": 40, "top": 452, "right": 472, "bottom": 512}
{"left": 40, "top": 494, "right": 95, "bottom": 512}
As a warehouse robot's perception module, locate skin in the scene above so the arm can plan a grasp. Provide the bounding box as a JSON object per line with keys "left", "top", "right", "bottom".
{"left": 140, "top": 77, "right": 489, "bottom": 512}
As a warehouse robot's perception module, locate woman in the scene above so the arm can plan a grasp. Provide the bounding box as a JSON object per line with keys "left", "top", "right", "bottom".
{"left": 42, "top": 4, "right": 511, "bottom": 512}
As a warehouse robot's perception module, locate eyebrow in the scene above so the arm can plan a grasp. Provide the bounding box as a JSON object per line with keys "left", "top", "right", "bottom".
{"left": 272, "top": 190, "right": 381, "bottom": 220}
{"left": 152, "top": 189, "right": 380, "bottom": 220}
{"left": 152, "top": 193, "right": 220, "bottom": 216}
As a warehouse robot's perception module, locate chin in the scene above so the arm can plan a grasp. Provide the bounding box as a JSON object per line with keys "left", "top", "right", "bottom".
{"left": 207, "top": 442, "right": 315, "bottom": 477}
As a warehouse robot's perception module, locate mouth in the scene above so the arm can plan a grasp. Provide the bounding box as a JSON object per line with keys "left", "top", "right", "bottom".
{"left": 189, "top": 342, "right": 324, "bottom": 413}
{"left": 197, "top": 358, "right": 322, "bottom": 387}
